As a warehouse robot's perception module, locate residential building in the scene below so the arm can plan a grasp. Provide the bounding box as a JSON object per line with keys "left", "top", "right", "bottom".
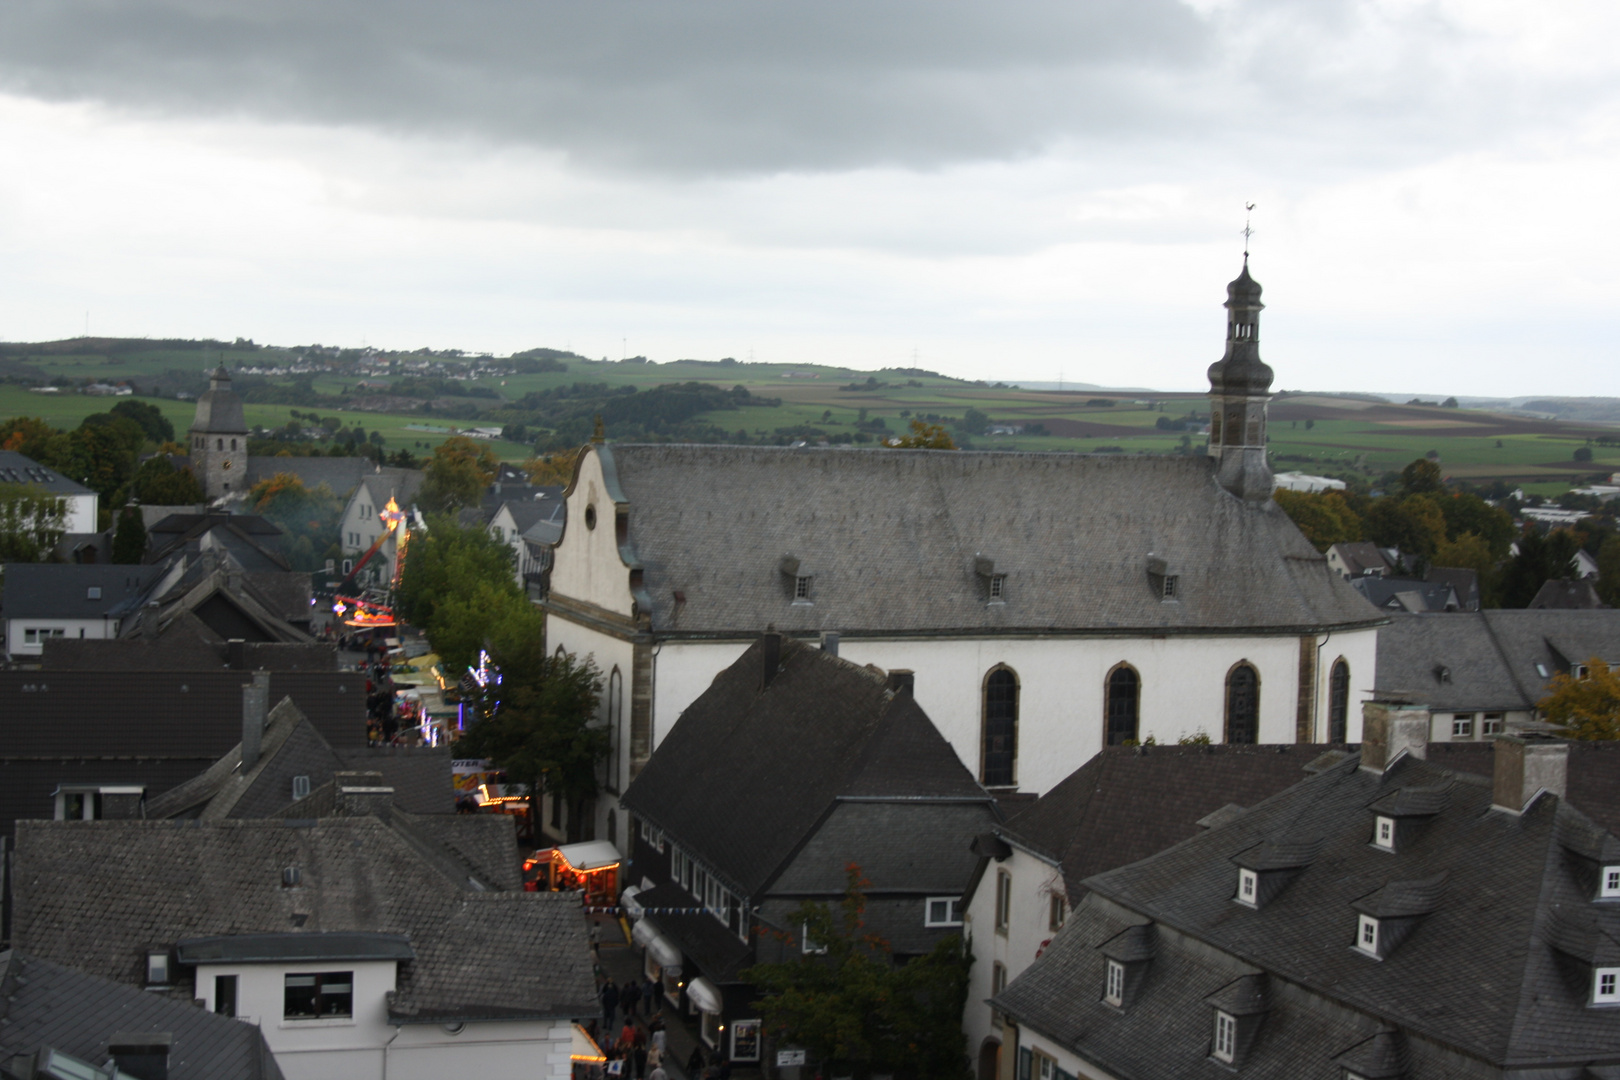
{"left": 620, "top": 635, "right": 998, "bottom": 1065}
{"left": 336, "top": 471, "right": 424, "bottom": 583}
{"left": 1326, "top": 540, "right": 1397, "bottom": 580}
{"left": 0, "top": 951, "right": 284, "bottom": 1080}
{"left": 961, "top": 743, "right": 1346, "bottom": 1079}
{"left": 993, "top": 715, "right": 1620, "bottom": 1078}
{"left": 146, "top": 512, "right": 291, "bottom": 571}
{"left": 543, "top": 264, "right": 1383, "bottom": 843}
{"left": 245, "top": 457, "right": 420, "bottom": 505}
{"left": 10, "top": 795, "right": 596, "bottom": 1080}
{"left": 188, "top": 366, "right": 249, "bottom": 500}
{"left": 1374, "top": 609, "right": 1620, "bottom": 742}
{"left": 1350, "top": 575, "right": 1463, "bottom": 613}
{"left": 1, "top": 564, "right": 162, "bottom": 656}
{"left": 1529, "top": 578, "right": 1609, "bottom": 610}
{"left": 1271, "top": 471, "right": 1346, "bottom": 493}
{"left": 0, "top": 451, "right": 98, "bottom": 533}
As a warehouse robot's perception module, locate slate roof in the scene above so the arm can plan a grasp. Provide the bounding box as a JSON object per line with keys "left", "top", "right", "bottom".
{"left": 146, "top": 514, "right": 289, "bottom": 571}
{"left": 245, "top": 458, "right": 423, "bottom": 502}
{"left": 1, "top": 564, "right": 162, "bottom": 621}
{"left": 1350, "top": 575, "right": 1460, "bottom": 613}
{"left": 621, "top": 635, "right": 994, "bottom": 898}
{"left": 996, "top": 744, "right": 1343, "bottom": 898}
{"left": 120, "top": 558, "right": 313, "bottom": 643}
{"left": 351, "top": 470, "right": 427, "bottom": 514}
{"left": 42, "top": 635, "right": 337, "bottom": 671}
{"left": 563, "top": 444, "right": 1381, "bottom": 636}
{"left": 190, "top": 367, "right": 245, "bottom": 433}
{"left": 12, "top": 815, "right": 595, "bottom": 1024}
{"left": 0, "top": 950, "right": 283, "bottom": 1080}
{"left": 1531, "top": 579, "right": 1610, "bottom": 610}
{"left": 0, "top": 453, "right": 92, "bottom": 498}
{"left": 1428, "top": 740, "right": 1620, "bottom": 839}
{"left": 1375, "top": 610, "right": 1620, "bottom": 711}
{"left": 1328, "top": 541, "right": 1394, "bottom": 578}
{"left": 995, "top": 751, "right": 1620, "bottom": 1076}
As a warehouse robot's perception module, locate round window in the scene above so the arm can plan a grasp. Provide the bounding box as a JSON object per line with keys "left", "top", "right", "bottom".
{"left": 585, "top": 505, "right": 597, "bottom": 530}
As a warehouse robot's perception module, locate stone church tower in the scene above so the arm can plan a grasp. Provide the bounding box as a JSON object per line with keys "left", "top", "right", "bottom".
{"left": 188, "top": 365, "right": 248, "bottom": 500}
{"left": 1206, "top": 259, "right": 1275, "bottom": 501}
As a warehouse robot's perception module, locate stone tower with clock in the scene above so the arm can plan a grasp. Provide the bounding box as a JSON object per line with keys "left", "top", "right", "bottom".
{"left": 188, "top": 365, "right": 249, "bottom": 500}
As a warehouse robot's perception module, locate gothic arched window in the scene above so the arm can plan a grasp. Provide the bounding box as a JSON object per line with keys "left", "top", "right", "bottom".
{"left": 606, "top": 667, "right": 624, "bottom": 793}
{"left": 1329, "top": 659, "right": 1350, "bottom": 743}
{"left": 1226, "top": 663, "right": 1259, "bottom": 745}
{"left": 981, "top": 667, "right": 1018, "bottom": 787}
{"left": 1106, "top": 665, "right": 1140, "bottom": 746}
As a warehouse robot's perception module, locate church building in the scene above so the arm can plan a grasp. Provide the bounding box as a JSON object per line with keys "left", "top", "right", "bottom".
{"left": 188, "top": 365, "right": 249, "bottom": 500}
{"left": 539, "top": 263, "right": 1385, "bottom": 846}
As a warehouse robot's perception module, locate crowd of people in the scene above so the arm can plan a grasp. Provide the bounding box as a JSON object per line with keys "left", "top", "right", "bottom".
{"left": 583, "top": 974, "right": 733, "bottom": 1080}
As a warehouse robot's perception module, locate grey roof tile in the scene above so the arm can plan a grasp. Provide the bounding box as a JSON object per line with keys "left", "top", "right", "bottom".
{"left": 0, "top": 453, "right": 92, "bottom": 497}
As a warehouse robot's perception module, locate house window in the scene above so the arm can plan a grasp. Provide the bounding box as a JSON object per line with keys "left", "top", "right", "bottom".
{"left": 292, "top": 775, "right": 311, "bottom": 801}
{"left": 1225, "top": 663, "right": 1259, "bottom": 745}
{"left": 1161, "top": 575, "right": 1178, "bottom": 599}
{"left": 982, "top": 667, "right": 1018, "bottom": 787}
{"left": 1602, "top": 866, "right": 1620, "bottom": 899}
{"left": 1212, "top": 1010, "right": 1237, "bottom": 1063}
{"left": 215, "top": 974, "right": 238, "bottom": 1017}
{"left": 1575, "top": 664, "right": 1591, "bottom": 679}
{"left": 1032, "top": 1050, "right": 1056, "bottom": 1080}
{"left": 1356, "top": 914, "right": 1380, "bottom": 957}
{"left": 794, "top": 575, "right": 813, "bottom": 601}
{"left": 989, "top": 574, "right": 1006, "bottom": 601}
{"left": 1482, "top": 713, "right": 1504, "bottom": 736}
{"left": 58, "top": 790, "right": 101, "bottom": 821}
{"left": 86, "top": 586, "right": 101, "bottom": 600}
{"left": 995, "top": 870, "right": 1012, "bottom": 933}
{"left": 1237, "top": 868, "right": 1258, "bottom": 906}
{"left": 802, "top": 924, "right": 827, "bottom": 955}
{"left": 1048, "top": 893, "right": 1066, "bottom": 930}
{"left": 146, "top": 951, "right": 171, "bottom": 986}
{"left": 1596, "top": 968, "right": 1620, "bottom": 1004}
{"left": 926, "top": 897, "right": 963, "bottom": 927}
{"left": 1104, "top": 959, "right": 1124, "bottom": 1006}
{"left": 991, "top": 961, "right": 1008, "bottom": 1026}
{"left": 284, "top": 971, "right": 354, "bottom": 1019}
{"left": 1329, "top": 659, "right": 1350, "bottom": 742}
{"left": 1374, "top": 816, "right": 1395, "bottom": 851}
{"left": 1452, "top": 713, "right": 1474, "bottom": 739}
{"left": 1106, "top": 665, "right": 1140, "bottom": 746}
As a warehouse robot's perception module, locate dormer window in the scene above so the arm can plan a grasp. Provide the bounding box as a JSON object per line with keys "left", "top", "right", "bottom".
{"left": 1356, "top": 914, "right": 1380, "bottom": 957}
{"left": 794, "top": 575, "right": 813, "bottom": 602}
{"left": 988, "top": 574, "right": 1006, "bottom": 601}
{"left": 87, "top": 586, "right": 102, "bottom": 600}
{"left": 1212, "top": 1011, "right": 1237, "bottom": 1063}
{"left": 1374, "top": 816, "right": 1395, "bottom": 851}
{"left": 1161, "top": 575, "right": 1178, "bottom": 599}
{"left": 1103, "top": 959, "right": 1124, "bottom": 1007}
{"left": 146, "top": 950, "right": 171, "bottom": 986}
{"left": 1236, "top": 868, "right": 1258, "bottom": 907}
{"left": 1595, "top": 968, "right": 1620, "bottom": 1005}
{"left": 1604, "top": 866, "right": 1620, "bottom": 899}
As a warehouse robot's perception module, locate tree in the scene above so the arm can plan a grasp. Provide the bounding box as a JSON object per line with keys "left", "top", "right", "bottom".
{"left": 419, "top": 436, "right": 499, "bottom": 512}
{"left": 247, "top": 473, "right": 344, "bottom": 571}
{"left": 67, "top": 415, "right": 145, "bottom": 503}
{"left": 131, "top": 456, "right": 205, "bottom": 505}
{"left": 0, "top": 484, "right": 68, "bottom": 562}
{"left": 745, "top": 864, "right": 972, "bottom": 1080}
{"left": 1498, "top": 527, "right": 1580, "bottom": 608}
{"left": 1598, "top": 539, "right": 1620, "bottom": 608}
{"left": 1399, "top": 458, "right": 1443, "bottom": 496}
{"left": 0, "top": 417, "right": 71, "bottom": 467}
{"left": 524, "top": 448, "right": 582, "bottom": 486}
{"left": 1432, "top": 532, "right": 1499, "bottom": 605}
{"left": 958, "top": 408, "right": 990, "bottom": 436}
{"left": 1575, "top": 446, "right": 1594, "bottom": 462}
{"left": 109, "top": 399, "right": 175, "bottom": 444}
{"left": 1539, "top": 659, "right": 1620, "bottom": 740}
{"left": 1436, "top": 492, "right": 1514, "bottom": 558}
{"left": 395, "top": 514, "right": 519, "bottom": 650}
{"left": 111, "top": 505, "right": 147, "bottom": 564}
{"left": 1273, "top": 489, "right": 1364, "bottom": 551}
{"left": 886, "top": 420, "right": 957, "bottom": 450}
{"left": 1364, "top": 494, "right": 1447, "bottom": 571}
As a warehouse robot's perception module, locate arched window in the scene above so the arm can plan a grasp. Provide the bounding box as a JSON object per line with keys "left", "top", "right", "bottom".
{"left": 1329, "top": 659, "right": 1350, "bottom": 743}
{"left": 606, "top": 668, "right": 623, "bottom": 793}
{"left": 981, "top": 667, "right": 1018, "bottom": 787}
{"left": 216, "top": 438, "right": 223, "bottom": 450}
{"left": 1226, "top": 663, "right": 1259, "bottom": 745}
{"left": 1106, "top": 666, "right": 1139, "bottom": 746}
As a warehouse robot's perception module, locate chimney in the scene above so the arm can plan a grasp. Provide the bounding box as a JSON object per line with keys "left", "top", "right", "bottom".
{"left": 334, "top": 771, "right": 394, "bottom": 817}
{"left": 108, "top": 1033, "right": 171, "bottom": 1080}
{"left": 1359, "top": 700, "right": 1429, "bottom": 773}
{"left": 240, "top": 671, "right": 271, "bottom": 772}
{"left": 1492, "top": 734, "right": 1569, "bottom": 814}
{"left": 760, "top": 632, "right": 782, "bottom": 688}
{"left": 819, "top": 631, "right": 839, "bottom": 657}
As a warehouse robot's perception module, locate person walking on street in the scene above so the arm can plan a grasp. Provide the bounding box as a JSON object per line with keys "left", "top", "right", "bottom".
{"left": 600, "top": 979, "right": 620, "bottom": 1032}
{"left": 621, "top": 976, "right": 641, "bottom": 1020}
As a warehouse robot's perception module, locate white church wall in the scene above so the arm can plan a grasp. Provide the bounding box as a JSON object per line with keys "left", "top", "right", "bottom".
{"left": 549, "top": 452, "right": 636, "bottom": 619}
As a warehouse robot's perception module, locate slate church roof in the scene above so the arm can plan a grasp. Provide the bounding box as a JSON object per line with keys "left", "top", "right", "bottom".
{"left": 994, "top": 751, "right": 1620, "bottom": 1077}
{"left": 562, "top": 444, "right": 1381, "bottom": 637}
{"left": 191, "top": 366, "right": 246, "bottom": 433}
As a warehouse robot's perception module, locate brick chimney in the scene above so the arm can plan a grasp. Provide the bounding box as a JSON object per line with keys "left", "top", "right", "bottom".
{"left": 334, "top": 771, "right": 394, "bottom": 817}
{"left": 1492, "top": 734, "right": 1569, "bottom": 814}
{"left": 240, "top": 671, "right": 271, "bottom": 772}
{"left": 1359, "top": 700, "right": 1430, "bottom": 773}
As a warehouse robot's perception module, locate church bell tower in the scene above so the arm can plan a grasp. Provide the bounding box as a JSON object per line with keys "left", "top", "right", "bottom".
{"left": 188, "top": 365, "right": 249, "bottom": 500}
{"left": 1206, "top": 259, "right": 1275, "bottom": 501}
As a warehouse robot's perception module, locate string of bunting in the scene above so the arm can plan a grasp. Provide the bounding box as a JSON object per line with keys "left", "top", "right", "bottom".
{"left": 583, "top": 905, "right": 720, "bottom": 916}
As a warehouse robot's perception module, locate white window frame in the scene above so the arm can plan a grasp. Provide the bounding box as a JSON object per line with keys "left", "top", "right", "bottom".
{"left": 1603, "top": 866, "right": 1620, "bottom": 899}
{"left": 1212, "top": 1010, "right": 1237, "bottom": 1063}
{"left": 1481, "top": 713, "right": 1504, "bottom": 736}
{"left": 1236, "top": 868, "right": 1258, "bottom": 906}
{"left": 994, "top": 870, "right": 1012, "bottom": 933}
{"left": 1162, "top": 575, "right": 1178, "bottom": 599}
{"left": 1356, "top": 914, "right": 1380, "bottom": 957}
{"left": 1048, "top": 892, "right": 1066, "bottom": 930}
{"left": 925, "top": 897, "right": 962, "bottom": 927}
{"left": 794, "top": 575, "right": 813, "bottom": 602}
{"left": 1595, "top": 967, "right": 1620, "bottom": 1004}
{"left": 801, "top": 923, "right": 827, "bottom": 955}
{"left": 1373, "top": 816, "right": 1395, "bottom": 851}
{"left": 146, "top": 951, "right": 170, "bottom": 986}
{"left": 1104, "top": 959, "right": 1124, "bottom": 1007}
{"left": 1452, "top": 713, "right": 1474, "bottom": 739}
{"left": 989, "top": 574, "right": 1006, "bottom": 601}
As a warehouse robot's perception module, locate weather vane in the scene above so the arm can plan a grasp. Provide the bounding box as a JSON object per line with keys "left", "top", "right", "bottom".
{"left": 1242, "top": 202, "right": 1256, "bottom": 261}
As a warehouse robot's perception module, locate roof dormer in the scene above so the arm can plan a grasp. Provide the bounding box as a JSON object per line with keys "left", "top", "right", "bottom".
{"left": 1098, "top": 923, "right": 1155, "bottom": 1010}
{"left": 1555, "top": 813, "right": 1620, "bottom": 902}
{"left": 1331, "top": 1030, "right": 1410, "bottom": 1080}
{"left": 1231, "top": 838, "right": 1320, "bottom": 909}
{"left": 1204, "top": 974, "right": 1269, "bottom": 1067}
{"left": 1351, "top": 873, "right": 1446, "bottom": 960}
{"left": 1365, "top": 784, "right": 1450, "bottom": 854}
{"left": 1543, "top": 908, "right": 1620, "bottom": 1007}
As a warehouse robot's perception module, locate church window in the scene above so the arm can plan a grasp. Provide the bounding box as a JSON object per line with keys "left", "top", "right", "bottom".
{"left": 606, "top": 667, "right": 623, "bottom": 794}
{"left": 1106, "top": 665, "right": 1139, "bottom": 746}
{"left": 981, "top": 667, "right": 1018, "bottom": 787}
{"left": 230, "top": 438, "right": 237, "bottom": 450}
{"left": 1225, "top": 664, "right": 1259, "bottom": 745}
{"left": 1328, "top": 659, "right": 1350, "bottom": 742}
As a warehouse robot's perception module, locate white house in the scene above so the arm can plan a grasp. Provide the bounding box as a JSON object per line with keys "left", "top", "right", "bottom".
{"left": 0, "top": 450, "right": 98, "bottom": 534}
{"left": 1272, "top": 471, "right": 1346, "bottom": 493}
{"left": 0, "top": 563, "right": 165, "bottom": 656}
{"left": 337, "top": 471, "right": 425, "bottom": 582}
{"left": 540, "top": 263, "right": 1385, "bottom": 846}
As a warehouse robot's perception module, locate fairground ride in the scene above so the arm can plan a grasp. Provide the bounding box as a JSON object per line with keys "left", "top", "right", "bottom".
{"left": 331, "top": 496, "right": 411, "bottom": 629}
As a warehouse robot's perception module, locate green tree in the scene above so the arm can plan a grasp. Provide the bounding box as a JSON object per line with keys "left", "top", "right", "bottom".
{"left": 1273, "top": 489, "right": 1364, "bottom": 551}
{"left": 0, "top": 417, "right": 72, "bottom": 468}
{"left": 1575, "top": 446, "right": 1594, "bottom": 462}
{"left": 745, "top": 864, "right": 972, "bottom": 1080}
{"left": 1498, "top": 528, "right": 1580, "bottom": 608}
{"left": 419, "top": 435, "right": 499, "bottom": 512}
{"left": 247, "top": 473, "right": 344, "bottom": 571}
{"left": 1539, "top": 659, "right": 1620, "bottom": 740}
{"left": 1364, "top": 494, "right": 1447, "bottom": 571}
{"left": 0, "top": 484, "right": 68, "bottom": 561}
{"left": 1436, "top": 492, "right": 1514, "bottom": 557}
{"left": 131, "top": 456, "right": 205, "bottom": 505}
{"left": 1432, "top": 532, "right": 1500, "bottom": 606}
{"left": 111, "top": 505, "right": 147, "bottom": 564}
{"left": 958, "top": 408, "right": 990, "bottom": 436}
{"left": 67, "top": 414, "right": 146, "bottom": 503}
{"left": 109, "top": 399, "right": 176, "bottom": 444}
{"left": 396, "top": 514, "right": 517, "bottom": 648}
{"left": 886, "top": 420, "right": 957, "bottom": 450}
{"left": 1399, "top": 458, "right": 1443, "bottom": 495}
{"left": 1598, "top": 539, "right": 1620, "bottom": 608}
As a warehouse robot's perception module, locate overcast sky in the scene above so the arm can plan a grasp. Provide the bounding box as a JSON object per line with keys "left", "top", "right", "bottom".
{"left": 0, "top": 0, "right": 1615, "bottom": 395}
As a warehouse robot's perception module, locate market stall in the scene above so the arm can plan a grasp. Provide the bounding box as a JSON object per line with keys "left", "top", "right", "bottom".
{"left": 523, "top": 840, "right": 621, "bottom": 905}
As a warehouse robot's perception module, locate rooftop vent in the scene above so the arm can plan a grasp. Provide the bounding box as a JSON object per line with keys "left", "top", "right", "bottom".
{"left": 282, "top": 866, "right": 302, "bottom": 887}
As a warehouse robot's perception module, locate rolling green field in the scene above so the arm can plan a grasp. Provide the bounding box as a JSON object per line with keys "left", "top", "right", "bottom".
{"left": 3, "top": 340, "right": 1616, "bottom": 493}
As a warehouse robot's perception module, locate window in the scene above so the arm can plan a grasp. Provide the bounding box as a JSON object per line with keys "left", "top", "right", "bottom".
{"left": 982, "top": 667, "right": 1018, "bottom": 787}
{"left": 1161, "top": 575, "right": 1178, "bottom": 599}
{"left": 1225, "top": 664, "right": 1259, "bottom": 745}
{"left": 926, "top": 897, "right": 963, "bottom": 927}
{"left": 1356, "top": 914, "right": 1380, "bottom": 957}
{"left": 146, "top": 951, "right": 170, "bottom": 986}
{"left": 1032, "top": 1050, "right": 1056, "bottom": 1080}
{"left": 1104, "top": 959, "right": 1124, "bottom": 1006}
{"left": 1482, "top": 713, "right": 1504, "bottom": 736}
{"left": 991, "top": 961, "right": 1008, "bottom": 1026}
{"left": 1328, "top": 659, "right": 1350, "bottom": 742}
{"left": 794, "top": 574, "right": 812, "bottom": 601}
{"left": 284, "top": 971, "right": 354, "bottom": 1019}
{"left": 292, "top": 775, "right": 311, "bottom": 801}
{"left": 606, "top": 668, "right": 624, "bottom": 794}
{"left": 1575, "top": 664, "right": 1591, "bottom": 679}
{"left": 1597, "top": 968, "right": 1620, "bottom": 1004}
{"left": 86, "top": 586, "right": 101, "bottom": 600}
{"left": 1236, "top": 868, "right": 1258, "bottom": 906}
{"left": 1373, "top": 816, "right": 1395, "bottom": 851}
{"left": 216, "top": 438, "right": 223, "bottom": 450}
{"left": 215, "top": 974, "right": 238, "bottom": 1017}
{"left": 1106, "top": 666, "right": 1139, "bottom": 746}
{"left": 802, "top": 923, "right": 827, "bottom": 955}
{"left": 989, "top": 574, "right": 1006, "bottom": 601}
{"left": 1212, "top": 1010, "right": 1237, "bottom": 1063}
{"left": 24, "top": 627, "right": 66, "bottom": 645}
{"left": 1602, "top": 866, "right": 1620, "bottom": 899}
{"left": 1452, "top": 713, "right": 1474, "bottom": 739}
{"left": 995, "top": 869, "right": 1012, "bottom": 933}
{"left": 1048, "top": 893, "right": 1066, "bottom": 931}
